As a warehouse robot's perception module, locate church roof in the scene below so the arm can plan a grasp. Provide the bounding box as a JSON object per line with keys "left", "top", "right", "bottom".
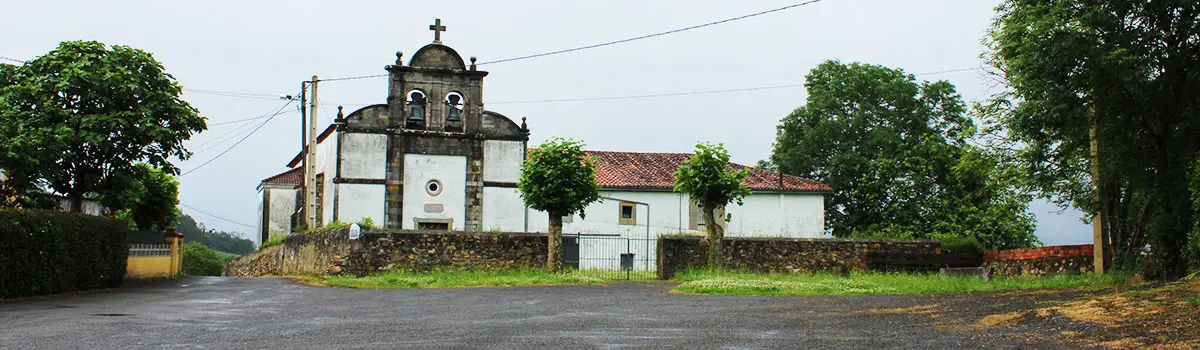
{"left": 584, "top": 150, "right": 831, "bottom": 193}
{"left": 259, "top": 167, "right": 303, "bottom": 189}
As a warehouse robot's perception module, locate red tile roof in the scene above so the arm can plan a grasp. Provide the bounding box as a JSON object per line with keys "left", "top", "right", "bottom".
{"left": 259, "top": 167, "right": 303, "bottom": 188}
{"left": 584, "top": 150, "right": 831, "bottom": 193}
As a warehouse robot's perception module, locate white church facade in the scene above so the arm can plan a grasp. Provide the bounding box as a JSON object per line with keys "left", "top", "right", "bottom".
{"left": 256, "top": 24, "right": 832, "bottom": 256}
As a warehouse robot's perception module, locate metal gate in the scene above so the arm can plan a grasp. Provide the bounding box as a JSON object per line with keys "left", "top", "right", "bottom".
{"left": 562, "top": 234, "right": 656, "bottom": 280}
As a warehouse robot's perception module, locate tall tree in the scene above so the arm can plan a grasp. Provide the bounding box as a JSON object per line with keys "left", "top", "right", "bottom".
{"left": 0, "top": 41, "right": 206, "bottom": 212}
{"left": 985, "top": 0, "right": 1200, "bottom": 278}
{"left": 101, "top": 164, "right": 179, "bottom": 231}
{"left": 518, "top": 138, "right": 602, "bottom": 272}
{"left": 674, "top": 142, "right": 751, "bottom": 267}
{"left": 770, "top": 60, "right": 1037, "bottom": 249}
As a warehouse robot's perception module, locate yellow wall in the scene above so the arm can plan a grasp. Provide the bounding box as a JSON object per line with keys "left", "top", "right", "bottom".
{"left": 126, "top": 256, "right": 174, "bottom": 279}
{"left": 126, "top": 235, "right": 183, "bottom": 279}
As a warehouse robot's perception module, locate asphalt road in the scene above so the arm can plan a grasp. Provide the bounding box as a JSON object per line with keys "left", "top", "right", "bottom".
{"left": 0, "top": 277, "right": 1059, "bottom": 349}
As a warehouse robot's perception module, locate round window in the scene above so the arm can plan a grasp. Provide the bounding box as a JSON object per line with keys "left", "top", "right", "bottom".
{"left": 426, "top": 180, "right": 442, "bottom": 196}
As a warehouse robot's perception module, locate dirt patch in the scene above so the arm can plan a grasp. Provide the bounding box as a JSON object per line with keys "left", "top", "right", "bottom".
{"left": 853, "top": 305, "right": 939, "bottom": 316}
{"left": 950, "top": 280, "right": 1200, "bottom": 349}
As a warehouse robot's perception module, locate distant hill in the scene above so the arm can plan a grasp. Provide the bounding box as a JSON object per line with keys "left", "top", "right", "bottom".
{"left": 176, "top": 214, "right": 254, "bottom": 255}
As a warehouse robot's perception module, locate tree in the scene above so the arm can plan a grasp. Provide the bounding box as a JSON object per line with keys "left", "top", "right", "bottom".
{"left": 181, "top": 242, "right": 223, "bottom": 276}
{"left": 674, "top": 142, "right": 750, "bottom": 267}
{"left": 984, "top": 1, "right": 1200, "bottom": 278}
{"left": 518, "top": 138, "right": 602, "bottom": 272}
{"left": 101, "top": 164, "right": 179, "bottom": 231}
{"left": 770, "top": 60, "right": 1038, "bottom": 249}
{"left": 0, "top": 41, "right": 206, "bottom": 212}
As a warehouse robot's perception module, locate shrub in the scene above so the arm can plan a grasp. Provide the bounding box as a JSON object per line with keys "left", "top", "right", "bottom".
{"left": 356, "top": 217, "right": 378, "bottom": 230}
{"left": 940, "top": 236, "right": 986, "bottom": 258}
{"left": 260, "top": 235, "right": 287, "bottom": 250}
{"left": 182, "top": 242, "right": 223, "bottom": 276}
{"left": 0, "top": 209, "right": 129, "bottom": 298}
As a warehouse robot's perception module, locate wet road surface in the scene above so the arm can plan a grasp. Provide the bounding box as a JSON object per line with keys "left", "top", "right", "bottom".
{"left": 0, "top": 277, "right": 1058, "bottom": 349}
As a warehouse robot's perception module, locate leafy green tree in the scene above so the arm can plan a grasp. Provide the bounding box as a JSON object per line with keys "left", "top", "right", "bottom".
{"left": 770, "top": 60, "right": 1037, "bottom": 249}
{"left": 518, "top": 138, "right": 602, "bottom": 272}
{"left": 674, "top": 142, "right": 751, "bottom": 267}
{"left": 182, "top": 242, "right": 223, "bottom": 276}
{"left": 984, "top": 0, "right": 1200, "bottom": 278}
{"left": 101, "top": 164, "right": 179, "bottom": 231}
{"left": 0, "top": 41, "right": 206, "bottom": 212}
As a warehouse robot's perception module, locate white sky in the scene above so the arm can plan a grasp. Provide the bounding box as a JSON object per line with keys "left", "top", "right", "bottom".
{"left": 0, "top": 0, "right": 1091, "bottom": 245}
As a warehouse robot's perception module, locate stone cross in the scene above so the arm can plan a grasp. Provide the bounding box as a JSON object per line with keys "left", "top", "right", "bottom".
{"left": 429, "top": 18, "right": 447, "bottom": 43}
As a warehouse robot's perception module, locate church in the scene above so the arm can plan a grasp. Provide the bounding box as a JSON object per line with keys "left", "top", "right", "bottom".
{"left": 256, "top": 21, "right": 832, "bottom": 260}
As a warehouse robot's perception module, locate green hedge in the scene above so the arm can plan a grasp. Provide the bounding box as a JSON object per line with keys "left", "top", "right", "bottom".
{"left": 0, "top": 209, "right": 129, "bottom": 298}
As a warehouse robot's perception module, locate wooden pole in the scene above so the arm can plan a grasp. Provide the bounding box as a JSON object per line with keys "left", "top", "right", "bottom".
{"left": 1090, "top": 126, "right": 1111, "bottom": 273}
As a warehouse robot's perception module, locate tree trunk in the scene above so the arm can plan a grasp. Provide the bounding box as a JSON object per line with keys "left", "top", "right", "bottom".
{"left": 704, "top": 205, "right": 723, "bottom": 269}
{"left": 68, "top": 192, "right": 83, "bottom": 213}
{"left": 547, "top": 214, "right": 563, "bottom": 273}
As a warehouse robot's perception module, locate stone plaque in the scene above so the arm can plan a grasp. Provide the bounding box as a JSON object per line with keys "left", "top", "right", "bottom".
{"left": 349, "top": 223, "right": 361, "bottom": 240}
{"left": 424, "top": 203, "right": 444, "bottom": 213}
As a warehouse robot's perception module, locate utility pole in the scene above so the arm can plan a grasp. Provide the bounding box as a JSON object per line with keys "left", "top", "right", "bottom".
{"left": 1090, "top": 126, "right": 1111, "bottom": 274}
{"left": 305, "top": 76, "right": 320, "bottom": 229}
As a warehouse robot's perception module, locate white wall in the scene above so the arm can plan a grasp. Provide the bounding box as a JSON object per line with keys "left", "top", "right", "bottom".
{"left": 725, "top": 193, "right": 825, "bottom": 237}
{"left": 337, "top": 183, "right": 385, "bottom": 226}
{"left": 525, "top": 190, "right": 825, "bottom": 271}
{"left": 340, "top": 133, "right": 387, "bottom": 179}
{"left": 402, "top": 154, "right": 466, "bottom": 229}
{"left": 266, "top": 187, "right": 297, "bottom": 237}
{"left": 482, "top": 187, "right": 525, "bottom": 231}
{"left": 483, "top": 140, "right": 522, "bottom": 182}
{"left": 526, "top": 191, "right": 691, "bottom": 236}
{"left": 316, "top": 130, "right": 338, "bottom": 226}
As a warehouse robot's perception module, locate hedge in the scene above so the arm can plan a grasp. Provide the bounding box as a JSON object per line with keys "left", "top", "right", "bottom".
{"left": 0, "top": 209, "right": 129, "bottom": 298}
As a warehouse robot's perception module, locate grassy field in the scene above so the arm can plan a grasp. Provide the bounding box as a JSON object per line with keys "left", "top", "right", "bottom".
{"left": 319, "top": 269, "right": 611, "bottom": 289}
{"left": 214, "top": 251, "right": 241, "bottom": 262}
{"left": 672, "top": 269, "right": 1131, "bottom": 296}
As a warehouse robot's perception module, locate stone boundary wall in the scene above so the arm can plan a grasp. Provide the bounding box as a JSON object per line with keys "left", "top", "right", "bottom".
{"left": 657, "top": 236, "right": 942, "bottom": 279}
{"left": 225, "top": 227, "right": 353, "bottom": 277}
{"left": 984, "top": 244, "right": 1095, "bottom": 277}
{"left": 341, "top": 231, "right": 547, "bottom": 275}
{"left": 225, "top": 228, "right": 547, "bottom": 277}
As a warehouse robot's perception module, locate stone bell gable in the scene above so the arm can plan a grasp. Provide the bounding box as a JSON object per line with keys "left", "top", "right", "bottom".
{"left": 328, "top": 21, "right": 529, "bottom": 231}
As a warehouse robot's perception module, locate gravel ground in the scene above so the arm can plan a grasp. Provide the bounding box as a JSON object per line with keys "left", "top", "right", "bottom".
{"left": 0, "top": 277, "right": 1070, "bottom": 349}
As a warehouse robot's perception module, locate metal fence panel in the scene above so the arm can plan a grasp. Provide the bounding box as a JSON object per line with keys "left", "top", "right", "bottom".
{"left": 564, "top": 234, "right": 656, "bottom": 281}
{"left": 128, "top": 243, "right": 171, "bottom": 257}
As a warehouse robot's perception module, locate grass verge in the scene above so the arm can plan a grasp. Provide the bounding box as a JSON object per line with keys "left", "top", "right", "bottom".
{"left": 672, "top": 269, "right": 1130, "bottom": 296}
{"left": 315, "top": 269, "right": 610, "bottom": 289}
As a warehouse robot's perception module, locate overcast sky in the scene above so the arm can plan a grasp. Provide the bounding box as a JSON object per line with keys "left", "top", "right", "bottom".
{"left": 1, "top": 0, "right": 1092, "bottom": 245}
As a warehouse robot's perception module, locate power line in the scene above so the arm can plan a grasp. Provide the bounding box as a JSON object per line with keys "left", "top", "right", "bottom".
{"left": 476, "top": 0, "right": 827, "bottom": 65}
{"left": 318, "top": 74, "right": 388, "bottom": 82}
{"left": 325, "top": 67, "right": 984, "bottom": 106}
{"left": 207, "top": 108, "right": 297, "bottom": 127}
{"left": 0, "top": 56, "right": 25, "bottom": 64}
{"left": 184, "top": 88, "right": 283, "bottom": 100}
{"left": 191, "top": 107, "right": 298, "bottom": 153}
{"left": 180, "top": 97, "right": 298, "bottom": 176}
{"left": 317, "top": 1, "right": 828, "bottom": 81}
{"left": 180, "top": 203, "right": 256, "bottom": 229}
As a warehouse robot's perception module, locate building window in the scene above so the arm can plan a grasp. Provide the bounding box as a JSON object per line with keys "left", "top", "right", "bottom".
{"left": 618, "top": 201, "right": 636, "bottom": 226}
{"left": 426, "top": 179, "right": 442, "bottom": 196}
